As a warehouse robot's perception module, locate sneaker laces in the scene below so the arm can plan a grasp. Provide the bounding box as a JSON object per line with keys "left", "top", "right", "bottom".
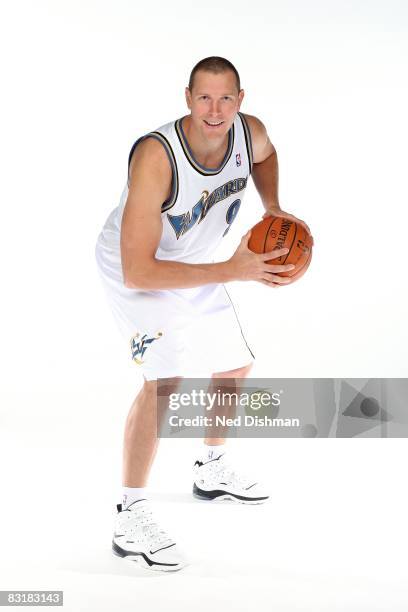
{"left": 212, "top": 457, "right": 256, "bottom": 488}
{"left": 126, "top": 505, "right": 173, "bottom": 549}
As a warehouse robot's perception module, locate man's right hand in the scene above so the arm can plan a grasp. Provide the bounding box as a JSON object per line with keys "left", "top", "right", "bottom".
{"left": 227, "top": 230, "right": 295, "bottom": 288}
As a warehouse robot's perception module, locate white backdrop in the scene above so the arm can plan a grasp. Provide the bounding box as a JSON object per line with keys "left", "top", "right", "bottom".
{"left": 1, "top": 1, "right": 407, "bottom": 610}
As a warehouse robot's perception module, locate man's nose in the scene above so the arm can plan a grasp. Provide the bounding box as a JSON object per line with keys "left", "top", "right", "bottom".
{"left": 209, "top": 100, "right": 221, "bottom": 115}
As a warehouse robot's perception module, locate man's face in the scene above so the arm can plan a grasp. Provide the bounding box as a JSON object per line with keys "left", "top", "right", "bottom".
{"left": 185, "top": 70, "right": 244, "bottom": 139}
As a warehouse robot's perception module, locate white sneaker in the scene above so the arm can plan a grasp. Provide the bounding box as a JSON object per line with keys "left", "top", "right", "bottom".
{"left": 112, "top": 499, "right": 188, "bottom": 571}
{"left": 193, "top": 453, "right": 269, "bottom": 504}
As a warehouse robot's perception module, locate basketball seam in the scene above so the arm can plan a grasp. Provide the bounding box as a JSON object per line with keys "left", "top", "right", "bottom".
{"left": 289, "top": 248, "right": 312, "bottom": 278}
{"left": 263, "top": 217, "right": 276, "bottom": 253}
{"left": 281, "top": 221, "right": 297, "bottom": 265}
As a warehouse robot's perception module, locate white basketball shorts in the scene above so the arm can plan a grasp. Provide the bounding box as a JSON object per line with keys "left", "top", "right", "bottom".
{"left": 95, "top": 242, "right": 254, "bottom": 381}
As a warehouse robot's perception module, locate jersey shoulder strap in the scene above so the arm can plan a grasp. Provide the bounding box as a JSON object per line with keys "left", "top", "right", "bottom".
{"left": 126, "top": 124, "right": 179, "bottom": 213}
{"left": 237, "top": 112, "right": 254, "bottom": 174}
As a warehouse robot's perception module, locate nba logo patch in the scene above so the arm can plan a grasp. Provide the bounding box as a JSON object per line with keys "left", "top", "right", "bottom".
{"left": 236, "top": 153, "right": 241, "bottom": 166}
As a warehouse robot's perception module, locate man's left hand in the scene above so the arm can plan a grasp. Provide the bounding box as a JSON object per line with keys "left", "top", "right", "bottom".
{"left": 262, "top": 207, "right": 314, "bottom": 246}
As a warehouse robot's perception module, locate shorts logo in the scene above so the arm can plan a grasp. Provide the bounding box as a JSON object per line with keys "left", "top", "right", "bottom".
{"left": 236, "top": 153, "right": 241, "bottom": 166}
{"left": 130, "top": 331, "right": 163, "bottom": 365}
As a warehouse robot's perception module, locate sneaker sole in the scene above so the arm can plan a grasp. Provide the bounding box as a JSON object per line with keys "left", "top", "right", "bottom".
{"left": 193, "top": 483, "right": 269, "bottom": 505}
{"left": 112, "top": 540, "right": 187, "bottom": 572}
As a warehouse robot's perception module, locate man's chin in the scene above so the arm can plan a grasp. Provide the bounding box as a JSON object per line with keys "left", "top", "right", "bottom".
{"left": 201, "top": 120, "right": 230, "bottom": 136}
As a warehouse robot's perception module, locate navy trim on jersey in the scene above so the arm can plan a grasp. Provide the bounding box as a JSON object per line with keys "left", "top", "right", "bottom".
{"left": 127, "top": 136, "right": 145, "bottom": 185}
{"left": 149, "top": 132, "right": 179, "bottom": 213}
{"left": 175, "top": 116, "right": 235, "bottom": 177}
{"left": 127, "top": 133, "right": 179, "bottom": 213}
{"left": 238, "top": 112, "right": 254, "bottom": 174}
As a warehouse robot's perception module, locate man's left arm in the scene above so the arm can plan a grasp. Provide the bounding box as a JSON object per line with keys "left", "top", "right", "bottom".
{"left": 242, "top": 113, "right": 312, "bottom": 238}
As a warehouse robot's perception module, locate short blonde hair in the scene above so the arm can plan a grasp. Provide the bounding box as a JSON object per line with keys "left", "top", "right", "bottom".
{"left": 188, "top": 56, "right": 241, "bottom": 93}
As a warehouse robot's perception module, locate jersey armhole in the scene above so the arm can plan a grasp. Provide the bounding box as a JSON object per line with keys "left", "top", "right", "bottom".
{"left": 127, "top": 132, "right": 179, "bottom": 213}
{"left": 237, "top": 112, "right": 254, "bottom": 175}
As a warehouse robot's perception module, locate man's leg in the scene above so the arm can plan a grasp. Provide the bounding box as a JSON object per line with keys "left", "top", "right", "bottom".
{"left": 123, "top": 376, "right": 182, "bottom": 487}
{"left": 204, "top": 362, "right": 253, "bottom": 447}
{"left": 113, "top": 375, "right": 188, "bottom": 571}
{"left": 193, "top": 361, "right": 269, "bottom": 503}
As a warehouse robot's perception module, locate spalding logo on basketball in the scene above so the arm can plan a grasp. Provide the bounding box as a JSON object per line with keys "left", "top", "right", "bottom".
{"left": 248, "top": 216, "right": 313, "bottom": 283}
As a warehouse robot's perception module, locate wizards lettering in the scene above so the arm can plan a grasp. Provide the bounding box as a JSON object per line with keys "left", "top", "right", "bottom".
{"left": 167, "top": 177, "right": 247, "bottom": 239}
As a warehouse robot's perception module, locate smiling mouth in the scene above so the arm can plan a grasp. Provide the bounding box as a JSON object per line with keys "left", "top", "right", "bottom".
{"left": 204, "top": 120, "right": 224, "bottom": 127}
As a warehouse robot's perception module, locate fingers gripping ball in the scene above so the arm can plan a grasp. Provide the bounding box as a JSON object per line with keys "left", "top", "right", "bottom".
{"left": 248, "top": 216, "right": 313, "bottom": 282}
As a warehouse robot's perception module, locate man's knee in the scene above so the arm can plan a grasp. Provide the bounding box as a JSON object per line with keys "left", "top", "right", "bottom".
{"left": 212, "top": 362, "right": 253, "bottom": 378}
{"left": 141, "top": 376, "right": 183, "bottom": 397}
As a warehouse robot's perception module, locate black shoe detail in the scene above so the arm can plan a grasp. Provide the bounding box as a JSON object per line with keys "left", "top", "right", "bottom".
{"left": 125, "top": 498, "right": 148, "bottom": 510}
{"left": 194, "top": 454, "right": 225, "bottom": 469}
{"left": 112, "top": 540, "right": 179, "bottom": 567}
{"left": 123, "top": 541, "right": 175, "bottom": 555}
{"left": 150, "top": 542, "right": 176, "bottom": 555}
{"left": 117, "top": 498, "right": 148, "bottom": 513}
{"left": 193, "top": 482, "right": 268, "bottom": 502}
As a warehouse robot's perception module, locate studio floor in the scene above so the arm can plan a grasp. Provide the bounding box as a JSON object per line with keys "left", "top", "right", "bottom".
{"left": 1, "top": 408, "right": 407, "bottom": 611}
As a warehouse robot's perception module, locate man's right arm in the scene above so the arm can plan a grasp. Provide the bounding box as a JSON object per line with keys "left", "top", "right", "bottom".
{"left": 120, "top": 138, "right": 294, "bottom": 290}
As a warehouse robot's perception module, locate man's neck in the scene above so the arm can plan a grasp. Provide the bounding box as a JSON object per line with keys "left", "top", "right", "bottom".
{"left": 183, "top": 115, "right": 229, "bottom": 167}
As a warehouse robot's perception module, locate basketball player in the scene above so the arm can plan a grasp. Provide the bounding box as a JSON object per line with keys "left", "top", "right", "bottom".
{"left": 95, "top": 57, "right": 313, "bottom": 571}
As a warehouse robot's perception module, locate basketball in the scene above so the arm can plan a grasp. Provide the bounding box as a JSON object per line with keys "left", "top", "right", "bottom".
{"left": 248, "top": 216, "right": 313, "bottom": 281}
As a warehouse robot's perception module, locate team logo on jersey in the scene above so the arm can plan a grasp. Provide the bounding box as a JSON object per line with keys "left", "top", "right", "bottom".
{"left": 167, "top": 176, "right": 248, "bottom": 239}
{"left": 130, "top": 331, "right": 163, "bottom": 364}
{"left": 236, "top": 153, "right": 241, "bottom": 166}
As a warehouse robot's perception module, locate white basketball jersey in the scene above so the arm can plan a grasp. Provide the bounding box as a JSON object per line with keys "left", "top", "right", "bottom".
{"left": 96, "top": 112, "right": 253, "bottom": 279}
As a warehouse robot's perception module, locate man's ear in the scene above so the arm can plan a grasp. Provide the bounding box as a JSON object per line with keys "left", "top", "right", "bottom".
{"left": 185, "top": 87, "right": 192, "bottom": 110}
{"left": 237, "top": 89, "right": 245, "bottom": 110}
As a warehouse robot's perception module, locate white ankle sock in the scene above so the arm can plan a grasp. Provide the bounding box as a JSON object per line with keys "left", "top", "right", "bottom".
{"left": 122, "top": 487, "right": 147, "bottom": 509}
{"left": 202, "top": 444, "right": 226, "bottom": 461}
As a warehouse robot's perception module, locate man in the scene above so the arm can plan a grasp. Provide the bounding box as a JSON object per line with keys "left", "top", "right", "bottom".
{"left": 95, "top": 56, "right": 312, "bottom": 572}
